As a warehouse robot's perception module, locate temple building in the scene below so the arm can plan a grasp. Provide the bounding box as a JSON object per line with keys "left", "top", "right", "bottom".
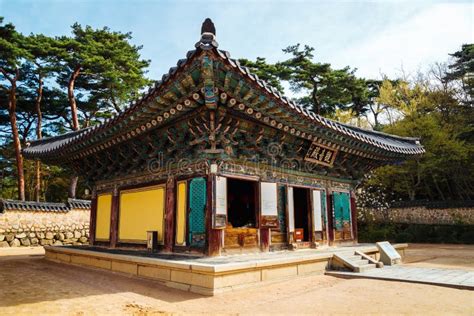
{"left": 23, "top": 19, "right": 424, "bottom": 256}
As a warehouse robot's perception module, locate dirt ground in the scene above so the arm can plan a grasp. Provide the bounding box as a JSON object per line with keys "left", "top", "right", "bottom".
{"left": 0, "top": 244, "right": 473, "bottom": 315}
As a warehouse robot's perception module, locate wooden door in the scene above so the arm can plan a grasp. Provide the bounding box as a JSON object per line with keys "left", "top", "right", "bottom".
{"left": 332, "top": 191, "right": 352, "bottom": 240}
{"left": 188, "top": 177, "right": 207, "bottom": 247}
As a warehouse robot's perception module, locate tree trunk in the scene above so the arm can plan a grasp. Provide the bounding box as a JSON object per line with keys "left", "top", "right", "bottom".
{"left": 68, "top": 65, "right": 81, "bottom": 131}
{"left": 68, "top": 175, "right": 78, "bottom": 199}
{"left": 6, "top": 71, "right": 25, "bottom": 201}
{"left": 67, "top": 66, "right": 81, "bottom": 198}
{"left": 34, "top": 74, "right": 43, "bottom": 202}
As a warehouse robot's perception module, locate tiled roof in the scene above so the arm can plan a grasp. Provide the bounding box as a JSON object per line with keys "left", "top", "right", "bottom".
{"left": 22, "top": 19, "right": 424, "bottom": 161}
{"left": 0, "top": 199, "right": 91, "bottom": 213}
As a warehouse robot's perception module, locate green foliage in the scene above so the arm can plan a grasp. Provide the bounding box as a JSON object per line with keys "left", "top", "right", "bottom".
{"left": 0, "top": 17, "right": 151, "bottom": 200}
{"left": 445, "top": 43, "right": 473, "bottom": 106}
{"left": 359, "top": 223, "right": 474, "bottom": 244}
{"left": 238, "top": 57, "right": 285, "bottom": 93}
{"left": 55, "top": 23, "right": 151, "bottom": 125}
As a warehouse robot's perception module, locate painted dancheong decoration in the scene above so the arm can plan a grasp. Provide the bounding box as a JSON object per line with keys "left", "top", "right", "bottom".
{"left": 22, "top": 18, "right": 424, "bottom": 256}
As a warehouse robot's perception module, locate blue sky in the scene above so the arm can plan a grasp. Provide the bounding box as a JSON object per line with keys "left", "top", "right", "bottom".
{"left": 1, "top": 0, "right": 472, "bottom": 85}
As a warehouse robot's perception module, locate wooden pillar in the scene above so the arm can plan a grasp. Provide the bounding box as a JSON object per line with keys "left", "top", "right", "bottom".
{"left": 89, "top": 191, "right": 97, "bottom": 245}
{"left": 260, "top": 228, "right": 270, "bottom": 252}
{"left": 206, "top": 174, "right": 222, "bottom": 256}
{"left": 326, "top": 189, "right": 335, "bottom": 244}
{"left": 350, "top": 191, "right": 358, "bottom": 242}
{"left": 164, "top": 176, "right": 175, "bottom": 252}
{"left": 109, "top": 187, "right": 120, "bottom": 248}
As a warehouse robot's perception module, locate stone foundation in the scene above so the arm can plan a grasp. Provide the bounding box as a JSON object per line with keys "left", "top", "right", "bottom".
{"left": 44, "top": 244, "right": 408, "bottom": 296}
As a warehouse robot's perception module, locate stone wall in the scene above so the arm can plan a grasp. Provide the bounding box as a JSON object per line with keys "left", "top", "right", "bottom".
{"left": 0, "top": 209, "right": 90, "bottom": 248}
{"left": 361, "top": 207, "right": 474, "bottom": 225}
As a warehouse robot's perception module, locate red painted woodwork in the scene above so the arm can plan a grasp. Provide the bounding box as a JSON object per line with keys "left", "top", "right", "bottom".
{"left": 109, "top": 192, "right": 119, "bottom": 248}
{"left": 259, "top": 228, "right": 270, "bottom": 251}
{"left": 206, "top": 175, "right": 222, "bottom": 256}
{"left": 326, "top": 190, "right": 335, "bottom": 244}
{"left": 350, "top": 192, "right": 358, "bottom": 242}
{"left": 164, "top": 177, "right": 176, "bottom": 252}
{"left": 89, "top": 195, "right": 98, "bottom": 245}
{"left": 294, "top": 228, "right": 304, "bottom": 242}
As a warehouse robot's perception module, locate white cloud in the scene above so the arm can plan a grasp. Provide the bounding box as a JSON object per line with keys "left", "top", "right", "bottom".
{"left": 333, "top": 3, "right": 474, "bottom": 79}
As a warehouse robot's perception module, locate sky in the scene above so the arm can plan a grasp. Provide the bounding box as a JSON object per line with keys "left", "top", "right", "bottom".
{"left": 1, "top": 0, "right": 473, "bottom": 87}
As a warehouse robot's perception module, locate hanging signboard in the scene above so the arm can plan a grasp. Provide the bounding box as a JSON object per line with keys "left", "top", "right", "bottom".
{"left": 260, "top": 182, "right": 279, "bottom": 228}
{"left": 214, "top": 176, "right": 227, "bottom": 229}
{"left": 304, "top": 141, "right": 338, "bottom": 167}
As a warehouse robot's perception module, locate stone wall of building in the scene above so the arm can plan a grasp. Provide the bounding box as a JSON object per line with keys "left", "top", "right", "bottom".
{"left": 0, "top": 209, "right": 90, "bottom": 248}
{"left": 361, "top": 207, "right": 474, "bottom": 225}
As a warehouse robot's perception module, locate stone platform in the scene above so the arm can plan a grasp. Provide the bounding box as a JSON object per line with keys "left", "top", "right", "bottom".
{"left": 44, "top": 243, "right": 407, "bottom": 296}
{"left": 326, "top": 266, "right": 474, "bottom": 290}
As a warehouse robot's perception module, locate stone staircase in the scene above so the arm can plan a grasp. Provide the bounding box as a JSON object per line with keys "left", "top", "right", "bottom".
{"left": 330, "top": 251, "right": 383, "bottom": 273}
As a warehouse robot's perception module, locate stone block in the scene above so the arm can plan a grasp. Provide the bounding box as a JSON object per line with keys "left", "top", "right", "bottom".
{"left": 40, "top": 239, "right": 53, "bottom": 246}
{"left": 79, "top": 237, "right": 88, "bottom": 243}
{"left": 6, "top": 234, "right": 14, "bottom": 242}
{"left": 90, "top": 258, "right": 112, "bottom": 270}
{"left": 261, "top": 265, "right": 297, "bottom": 281}
{"left": 53, "top": 240, "right": 63, "bottom": 246}
{"left": 20, "top": 238, "right": 31, "bottom": 246}
{"left": 71, "top": 255, "right": 91, "bottom": 266}
{"left": 111, "top": 261, "right": 138, "bottom": 275}
{"left": 30, "top": 238, "right": 39, "bottom": 245}
{"left": 74, "top": 231, "right": 81, "bottom": 239}
{"left": 297, "top": 261, "right": 327, "bottom": 275}
{"left": 29, "top": 232, "right": 36, "bottom": 238}
{"left": 138, "top": 265, "right": 171, "bottom": 281}
{"left": 57, "top": 253, "right": 71, "bottom": 262}
{"left": 214, "top": 271, "right": 261, "bottom": 288}
{"left": 0, "top": 241, "right": 9, "bottom": 247}
{"left": 170, "top": 270, "right": 214, "bottom": 288}
{"left": 45, "top": 232, "right": 54, "bottom": 240}
{"left": 0, "top": 234, "right": 4, "bottom": 242}
{"left": 15, "top": 232, "right": 26, "bottom": 239}
{"left": 9, "top": 239, "right": 21, "bottom": 247}
{"left": 170, "top": 270, "right": 194, "bottom": 284}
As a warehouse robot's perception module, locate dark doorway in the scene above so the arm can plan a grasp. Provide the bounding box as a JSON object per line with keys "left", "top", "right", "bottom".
{"left": 227, "top": 178, "right": 257, "bottom": 228}
{"left": 293, "top": 187, "right": 311, "bottom": 241}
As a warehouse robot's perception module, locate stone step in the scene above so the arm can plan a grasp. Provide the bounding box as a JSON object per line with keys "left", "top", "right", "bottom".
{"left": 356, "top": 263, "right": 377, "bottom": 273}
{"left": 349, "top": 259, "right": 370, "bottom": 266}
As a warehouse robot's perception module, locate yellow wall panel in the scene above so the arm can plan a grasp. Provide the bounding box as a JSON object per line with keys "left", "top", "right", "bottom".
{"left": 175, "top": 181, "right": 187, "bottom": 245}
{"left": 96, "top": 193, "right": 112, "bottom": 240}
{"left": 119, "top": 185, "right": 165, "bottom": 243}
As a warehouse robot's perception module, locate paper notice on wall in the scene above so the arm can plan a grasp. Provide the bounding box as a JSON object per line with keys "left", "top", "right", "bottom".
{"left": 287, "top": 187, "right": 295, "bottom": 232}
{"left": 215, "top": 176, "right": 227, "bottom": 215}
{"left": 260, "top": 182, "right": 277, "bottom": 216}
{"left": 313, "top": 190, "right": 323, "bottom": 231}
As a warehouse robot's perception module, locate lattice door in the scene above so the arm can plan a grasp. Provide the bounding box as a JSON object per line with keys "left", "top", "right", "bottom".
{"left": 188, "top": 177, "right": 207, "bottom": 247}
{"left": 333, "top": 192, "right": 351, "bottom": 236}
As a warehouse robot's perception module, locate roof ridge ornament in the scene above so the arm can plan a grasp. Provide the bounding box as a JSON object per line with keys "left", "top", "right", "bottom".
{"left": 195, "top": 18, "right": 218, "bottom": 50}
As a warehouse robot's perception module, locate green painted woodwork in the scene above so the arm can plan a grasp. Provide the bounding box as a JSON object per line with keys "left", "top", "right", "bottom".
{"left": 189, "top": 177, "right": 207, "bottom": 247}
{"left": 332, "top": 191, "right": 350, "bottom": 231}
{"left": 278, "top": 185, "right": 287, "bottom": 233}
{"left": 321, "top": 190, "right": 327, "bottom": 228}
